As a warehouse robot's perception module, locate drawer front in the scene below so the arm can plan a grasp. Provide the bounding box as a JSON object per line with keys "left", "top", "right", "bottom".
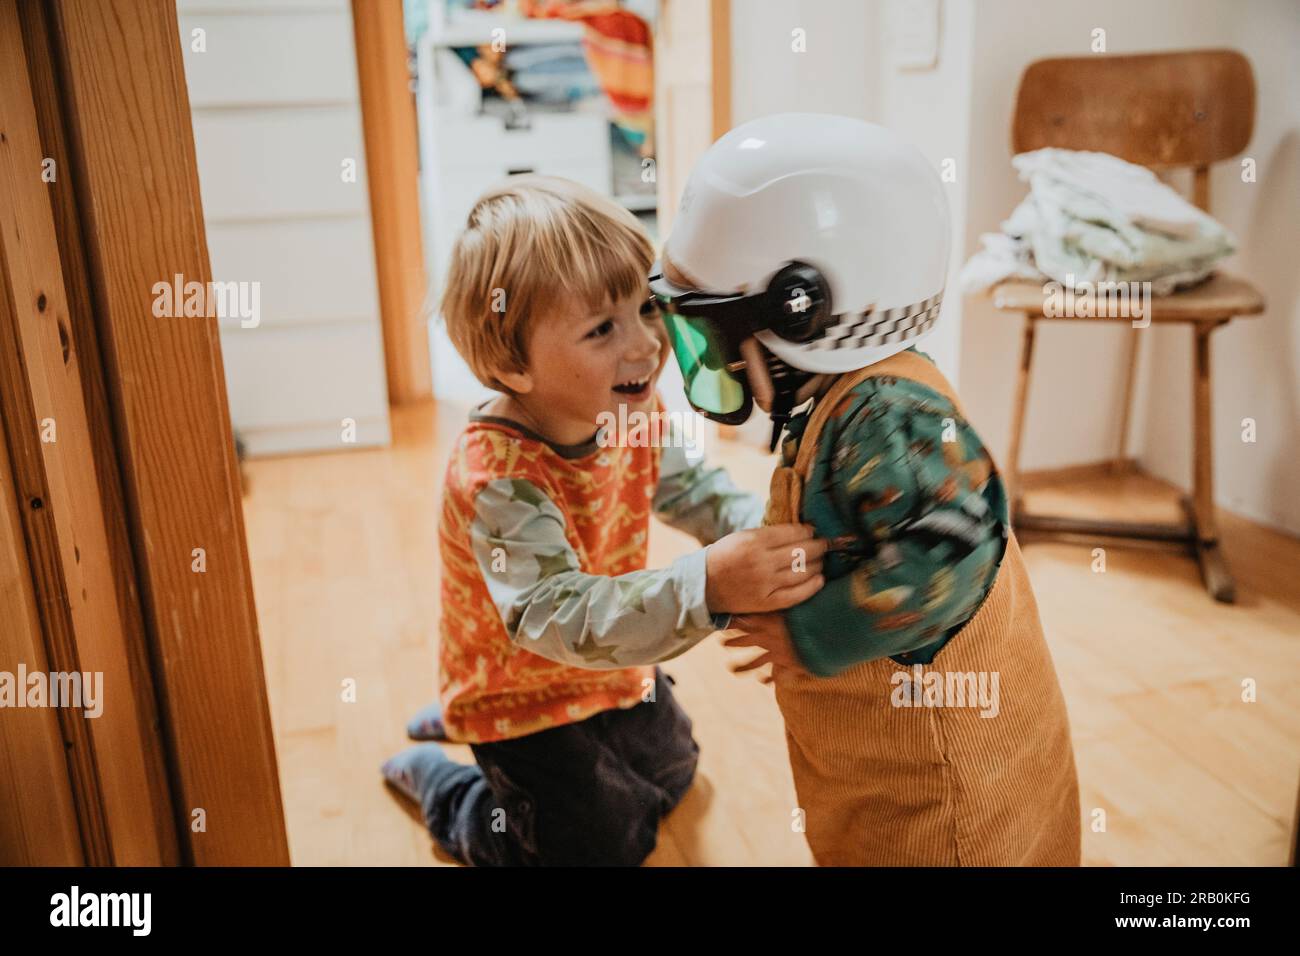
{"left": 531, "top": 161, "right": 610, "bottom": 194}
{"left": 207, "top": 218, "right": 379, "bottom": 330}
{"left": 178, "top": 11, "right": 357, "bottom": 107}
{"left": 434, "top": 113, "right": 609, "bottom": 170}
{"left": 220, "top": 321, "right": 389, "bottom": 432}
{"left": 192, "top": 107, "right": 369, "bottom": 220}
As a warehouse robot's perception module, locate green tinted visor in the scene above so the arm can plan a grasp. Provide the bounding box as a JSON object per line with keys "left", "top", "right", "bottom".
{"left": 660, "top": 308, "right": 750, "bottom": 422}
{"left": 650, "top": 262, "right": 756, "bottom": 425}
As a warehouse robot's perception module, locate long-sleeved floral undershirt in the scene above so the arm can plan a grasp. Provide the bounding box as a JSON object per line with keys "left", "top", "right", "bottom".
{"left": 438, "top": 399, "right": 761, "bottom": 743}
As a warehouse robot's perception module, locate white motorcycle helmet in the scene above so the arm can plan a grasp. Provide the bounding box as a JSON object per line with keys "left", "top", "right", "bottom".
{"left": 650, "top": 113, "right": 950, "bottom": 442}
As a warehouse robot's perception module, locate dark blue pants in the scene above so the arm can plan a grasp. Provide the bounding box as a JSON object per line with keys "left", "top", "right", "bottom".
{"left": 420, "top": 669, "right": 699, "bottom": 866}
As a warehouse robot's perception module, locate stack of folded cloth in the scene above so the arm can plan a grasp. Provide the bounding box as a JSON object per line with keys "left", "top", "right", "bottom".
{"left": 505, "top": 43, "right": 602, "bottom": 104}
{"left": 961, "top": 148, "right": 1237, "bottom": 296}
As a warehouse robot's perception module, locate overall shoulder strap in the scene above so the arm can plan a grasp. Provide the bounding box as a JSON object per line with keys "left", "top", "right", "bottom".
{"left": 769, "top": 368, "right": 872, "bottom": 525}
{"left": 791, "top": 366, "right": 875, "bottom": 482}
{"left": 791, "top": 350, "right": 958, "bottom": 482}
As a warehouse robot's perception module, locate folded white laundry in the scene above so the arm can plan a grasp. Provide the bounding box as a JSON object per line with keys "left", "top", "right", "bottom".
{"left": 1013, "top": 148, "right": 1205, "bottom": 239}
{"left": 962, "top": 148, "right": 1236, "bottom": 298}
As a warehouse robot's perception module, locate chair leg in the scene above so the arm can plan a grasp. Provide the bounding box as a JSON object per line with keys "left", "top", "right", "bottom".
{"left": 1005, "top": 315, "right": 1037, "bottom": 513}
{"left": 1190, "top": 321, "right": 1235, "bottom": 603}
{"left": 1112, "top": 329, "right": 1142, "bottom": 474}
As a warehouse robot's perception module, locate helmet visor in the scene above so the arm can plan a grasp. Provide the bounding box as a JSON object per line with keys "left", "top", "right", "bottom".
{"left": 660, "top": 306, "right": 748, "bottom": 419}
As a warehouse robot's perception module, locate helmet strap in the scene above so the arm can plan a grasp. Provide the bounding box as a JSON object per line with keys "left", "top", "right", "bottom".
{"left": 763, "top": 349, "right": 812, "bottom": 452}
{"left": 767, "top": 392, "right": 795, "bottom": 452}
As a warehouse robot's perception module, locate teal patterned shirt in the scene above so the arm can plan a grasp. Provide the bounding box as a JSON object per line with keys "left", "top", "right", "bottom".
{"left": 781, "top": 349, "right": 1010, "bottom": 677}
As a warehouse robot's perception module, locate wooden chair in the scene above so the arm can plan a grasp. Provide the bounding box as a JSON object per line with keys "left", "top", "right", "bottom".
{"left": 992, "top": 49, "right": 1265, "bottom": 603}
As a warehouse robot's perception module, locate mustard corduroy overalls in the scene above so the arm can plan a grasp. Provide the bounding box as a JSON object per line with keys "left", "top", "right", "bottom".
{"left": 765, "top": 348, "right": 1082, "bottom": 866}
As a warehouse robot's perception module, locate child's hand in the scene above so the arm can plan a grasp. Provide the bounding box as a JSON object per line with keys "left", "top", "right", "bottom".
{"left": 722, "top": 613, "right": 808, "bottom": 684}
{"left": 705, "top": 524, "right": 827, "bottom": 614}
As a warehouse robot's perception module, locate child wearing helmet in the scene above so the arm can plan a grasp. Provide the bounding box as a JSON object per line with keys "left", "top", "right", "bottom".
{"left": 653, "top": 113, "right": 1082, "bottom": 866}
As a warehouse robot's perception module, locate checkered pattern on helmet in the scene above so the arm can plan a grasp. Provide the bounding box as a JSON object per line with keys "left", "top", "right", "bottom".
{"left": 809, "top": 292, "right": 943, "bottom": 351}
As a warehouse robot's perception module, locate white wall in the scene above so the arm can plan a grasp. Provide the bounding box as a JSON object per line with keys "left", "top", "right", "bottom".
{"left": 1137, "top": 1, "right": 1300, "bottom": 535}
{"left": 730, "top": 0, "right": 879, "bottom": 126}
{"left": 958, "top": 0, "right": 1300, "bottom": 535}
{"left": 874, "top": 0, "right": 975, "bottom": 384}
{"left": 725, "top": 0, "right": 882, "bottom": 446}
{"left": 727, "top": 0, "right": 1299, "bottom": 535}
{"left": 730, "top": 0, "right": 973, "bottom": 383}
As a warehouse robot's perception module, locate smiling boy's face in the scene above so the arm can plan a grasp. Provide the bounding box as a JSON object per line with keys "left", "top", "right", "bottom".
{"left": 499, "top": 288, "right": 670, "bottom": 446}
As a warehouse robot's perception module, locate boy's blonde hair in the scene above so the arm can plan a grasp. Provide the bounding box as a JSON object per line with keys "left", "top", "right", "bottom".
{"left": 440, "top": 175, "right": 655, "bottom": 392}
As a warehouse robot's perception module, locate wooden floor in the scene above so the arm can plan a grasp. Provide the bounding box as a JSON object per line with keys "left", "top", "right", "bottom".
{"left": 241, "top": 400, "right": 1300, "bottom": 866}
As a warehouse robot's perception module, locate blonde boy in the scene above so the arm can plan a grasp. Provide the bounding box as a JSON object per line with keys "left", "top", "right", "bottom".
{"left": 382, "top": 176, "right": 827, "bottom": 866}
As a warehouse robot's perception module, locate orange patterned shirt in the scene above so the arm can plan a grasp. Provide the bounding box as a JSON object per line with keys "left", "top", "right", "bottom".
{"left": 437, "top": 401, "right": 760, "bottom": 743}
{"left": 436, "top": 411, "right": 660, "bottom": 738}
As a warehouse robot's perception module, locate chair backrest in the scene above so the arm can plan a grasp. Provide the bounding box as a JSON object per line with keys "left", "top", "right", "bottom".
{"left": 1011, "top": 49, "right": 1255, "bottom": 172}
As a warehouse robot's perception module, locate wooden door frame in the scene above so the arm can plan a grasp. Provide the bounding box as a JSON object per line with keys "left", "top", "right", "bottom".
{"left": 352, "top": 0, "right": 431, "bottom": 405}
{"left": 710, "top": 0, "right": 732, "bottom": 140}
{"left": 0, "top": 0, "right": 287, "bottom": 865}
